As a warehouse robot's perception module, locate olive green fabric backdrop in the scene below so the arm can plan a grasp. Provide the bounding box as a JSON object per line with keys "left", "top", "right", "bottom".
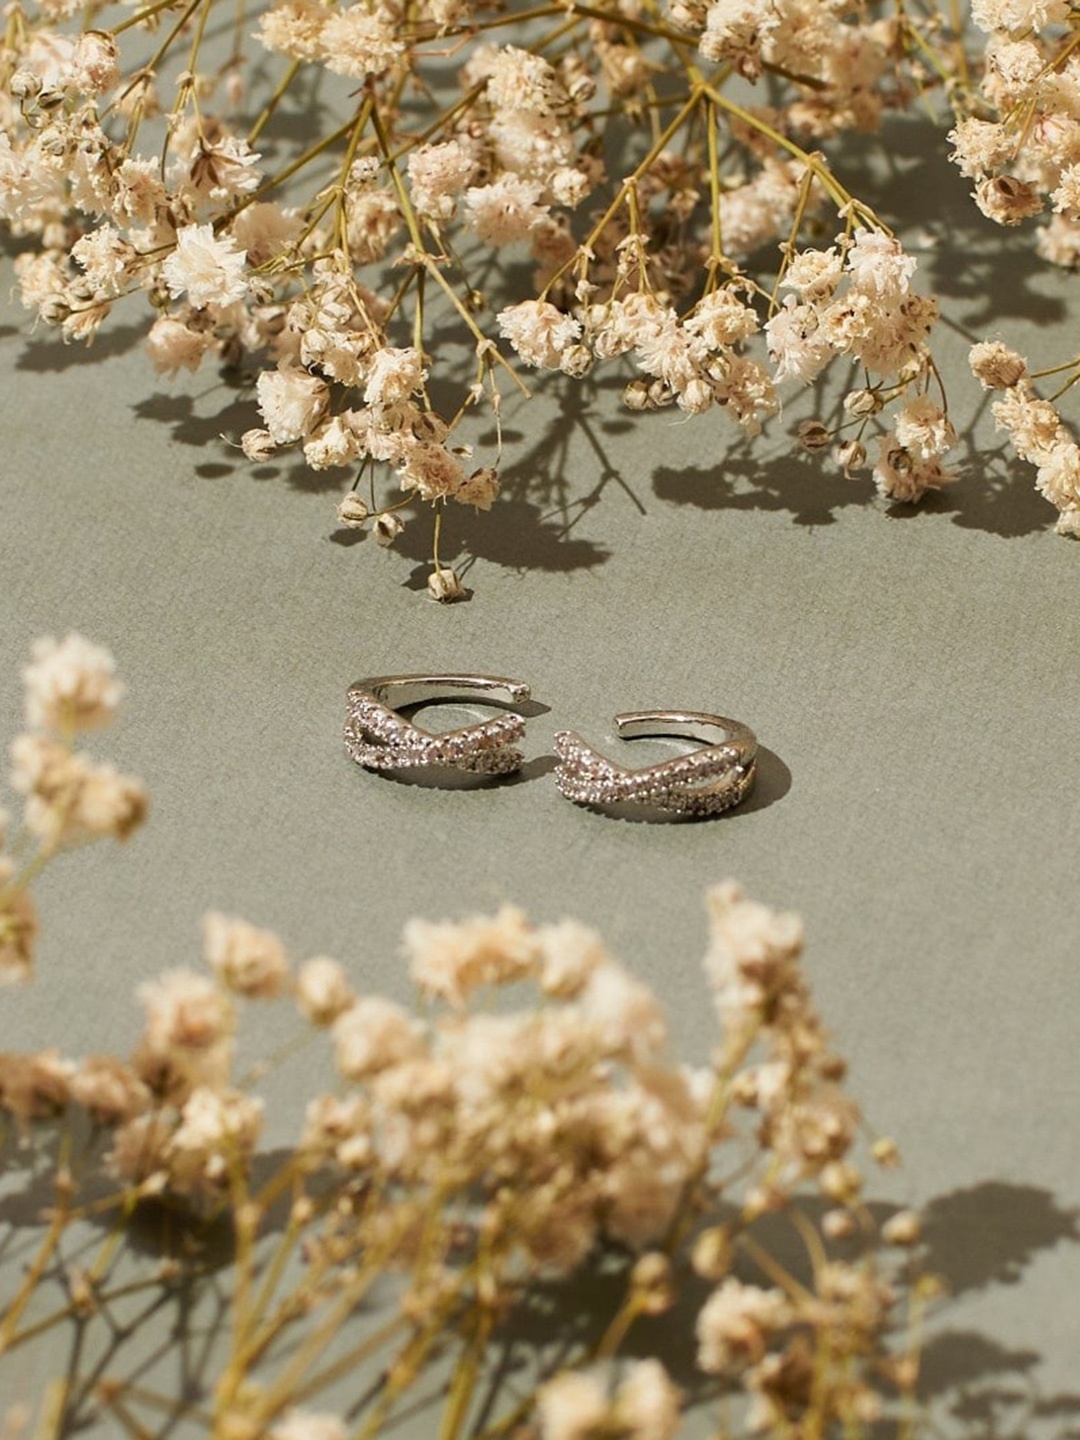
{"left": 2, "top": 117, "right": 1079, "bottom": 1425}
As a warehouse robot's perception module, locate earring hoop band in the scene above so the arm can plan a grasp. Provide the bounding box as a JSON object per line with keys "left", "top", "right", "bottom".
{"left": 345, "top": 674, "right": 530, "bottom": 776}
{"left": 554, "top": 711, "right": 756, "bottom": 817}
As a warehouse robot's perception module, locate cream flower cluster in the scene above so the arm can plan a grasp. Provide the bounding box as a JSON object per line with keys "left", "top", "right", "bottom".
{"left": 0, "top": 634, "right": 146, "bottom": 985}
{"left": 950, "top": 1, "right": 1080, "bottom": 267}
{"left": 499, "top": 288, "right": 777, "bottom": 428}
{"left": 677, "top": 0, "right": 895, "bottom": 135}
{"left": 763, "top": 229, "right": 954, "bottom": 500}
{"left": 971, "top": 340, "right": 1080, "bottom": 534}
{"left": 0, "top": 643, "right": 923, "bottom": 1435}
{"left": 2, "top": 0, "right": 1017, "bottom": 596}
{"left": 1, "top": 878, "right": 919, "bottom": 1435}
{"left": 8, "top": 3, "right": 1077, "bottom": 577}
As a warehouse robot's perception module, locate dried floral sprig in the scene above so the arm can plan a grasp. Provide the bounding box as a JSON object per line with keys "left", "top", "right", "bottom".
{"left": 0, "top": 1, "right": 974, "bottom": 597}
{"left": 0, "top": 638, "right": 935, "bottom": 1436}
{"left": 943, "top": 3, "right": 1080, "bottom": 532}
{"left": 0, "top": 633, "right": 147, "bottom": 985}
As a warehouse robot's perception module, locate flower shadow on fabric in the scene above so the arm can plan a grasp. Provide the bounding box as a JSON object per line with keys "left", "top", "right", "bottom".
{"left": 3, "top": 1148, "right": 1078, "bottom": 1437}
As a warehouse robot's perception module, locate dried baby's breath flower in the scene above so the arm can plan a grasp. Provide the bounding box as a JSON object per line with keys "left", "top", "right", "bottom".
{"left": 373, "top": 512, "right": 405, "bottom": 546}
{"left": 296, "top": 955, "right": 354, "bottom": 1025}
{"left": 270, "top": 1412, "right": 347, "bottom": 1440}
{"left": 696, "top": 1278, "right": 793, "bottom": 1373}
{"left": 70, "top": 1054, "right": 150, "bottom": 1124}
{"left": 203, "top": 911, "right": 290, "bottom": 998}
{"left": 404, "top": 903, "right": 539, "bottom": 1006}
{"left": 882, "top": 1209, "right": 922, "bottom": 1246}
{"left": 498, "top": 299, "right": 581, "bottom": 368}
{"left": 10, "top": 735, "right": 148, "bottom": 848}
{"left": 6, "top": 0, "right": 1029, "bottom": 584}
{"left": 22, "top": 633, "right": 122, "bottom": 732}
{"left": 257, "top": 365, "right": 330, "bottom": 444}
{"left": 975, "top": 174, "right": 1043, "bottom": 226}
{"left": 0, "top": 637, "right": 924, "bottom": 1437}
{"left": 536, "top": 1371, "right": 609, "bottom": 1440}
{"left": 147, "top": 316, "right": 214, "bottom": 376}
{"left": 427, "top": 567, "right": 466, "bottom": 602}
{"left": 332, "top": 997, "right": 426, "bottom": 1079}
{"left": 162, "top": 224, "right": 248, "bottom": 308}
{"left": 0, "top": 878, "right": 37, "bottom": 985}
{"left": 969, "top": 341, "right": 1028, "bottom": 389}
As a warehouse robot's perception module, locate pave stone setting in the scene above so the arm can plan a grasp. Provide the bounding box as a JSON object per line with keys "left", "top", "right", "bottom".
{"left": 345, "top": 690, "right": 525, "bottom": 776}
{"left": 553, "top": 731, "right": 754, "bottom": 817}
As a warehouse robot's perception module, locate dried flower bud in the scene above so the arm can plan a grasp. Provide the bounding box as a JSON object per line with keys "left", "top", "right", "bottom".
{"left": 885, "top": 445, "right": 913, "bottom": 475}
{"left": 427, "top": 567, "right": 465, "bottom": 603}
{"left": 10, "top": 70, "right": 43, "bottom": 100}
{"left": 290, "top": 1196, "right": 315, "bottom": 1228}
{"left": 71, "top": 31, "right": 120, "bottom": 95}
{"left": 975, "top": 174, "right": 1043, "bottom": 226}
{"left": 969, "top": 340, "right": 1027, "bottom": 390}
{"left": 882, "top": 1210, "right": 922, "bottom": 1246}
{"left": 347, "top": 156, "right": 380, "bottom": 189}
{"left": 241, "top": 428, "right": 276, "bottom": 461}
{"left": 559, "top": 343, "right": 593, "bottom": 378}
{"left": 691, "top": 1226, "right": 731, "bottom": 1281}
{"left": 797, "top": 419, "right": 831, "bottom": 452}
{"left": 622, "top": 379, "right": 650, "bottom": 411}
{"left": 373, "top": 513, "right": 405, "bottom": 546}
{"left": 248, "top": 277, "right": 276, "bottom": 306}
{"left": 835, "top": 440, "right": 867, "bottom": 475}
{"left": 889, "top": 1355, "right": 920, "bottom": 1392}
{"left": 296, "top": 956, "right": 353, "bottom": 1025}
{"left": 679, "top": 376, "right": 714, "bottom": 414}
{"left": 40, "top": 296, "right": 71, "bottom": 325}
{"left": 843, "top": 388, "right": 881, "bottom": 417}
{"left": 872, "top": 1136, "right": 901, "bottom": 1168}
{"left": 819, "top": 1161, "right": 862, "bottom": 1203}
{"left": 631, "top": 1252, "right": 676, "bottom": 1314}
{"left": 822, "top": 1208, "right": 857, "bottom": 1240}
{"left": 336, "top": 493, "right": 369, "bottom": 528}
{"left": 647, "top": 379, "right": 673, "bottom": 408}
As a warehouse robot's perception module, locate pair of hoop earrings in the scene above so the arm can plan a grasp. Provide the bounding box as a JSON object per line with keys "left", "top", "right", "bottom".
{"left": 344, "top": 674, "right": 756, "bottom": 819}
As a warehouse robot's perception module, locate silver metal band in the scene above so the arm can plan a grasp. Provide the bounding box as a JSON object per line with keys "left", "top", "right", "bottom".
{"left": 554, "top": 711, "right": 756, "bottom": 816}
{"left": 345, "top": 673, "right": 530, "bottom": 776}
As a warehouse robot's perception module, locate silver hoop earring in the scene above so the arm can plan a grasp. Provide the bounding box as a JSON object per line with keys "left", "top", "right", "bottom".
{"left": 553, "top": 710, "right": 756, "bottom": 817}
{"left": 345, "top": 673, "right": 530, "bottom": 777}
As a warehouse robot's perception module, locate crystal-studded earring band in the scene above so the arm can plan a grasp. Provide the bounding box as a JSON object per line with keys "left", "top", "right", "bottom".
{"left": 345, "top": 674, "right": 531, "bottom": 778}
{"left": 553, "top": 710, "right": 756, "bottom": 817}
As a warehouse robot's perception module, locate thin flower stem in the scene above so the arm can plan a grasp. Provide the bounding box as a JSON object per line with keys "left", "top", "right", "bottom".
{"left": 288, "top": 1313, "right": 412, "bottom": 1407}
{"left": 370, "top": 94, "right": 425, "bottom": 252}
{"left": 540, "top": 86, "right": 703, "bottom": 301}
{"left": 422, "top": 257, "right": 530, "bottom": 396}
{"left": 0, "top": 1202, "right": 70, "bottom": 1349}
{"left": 701, "top": 81, "right": 889, "bottom": 233}
{"left": 1031, "top": 356, "right": 1080, "bottom": 379}
{"left": 739, "top": 1233, "right": 816, "bottom": 1305}
{"left": 247, "top": 58, "right": 301, "bottom": 144}
{"left": 789, "top": 1206, "right": 828, "bottom": 1282}
{"left": 109, "top": 0, "right": 191, "bottom": 39}
{"left": 770, "top": 165, "right": 818, "bottom": 315}
{"left": 432, "top": 500, "right": 444, "bottom": 572}
{"left": 217, "top": 110, "right": 361, "bottom": 230}
{"left": 5, "top": 1275, "right": 169, "bottom": 1352}
{"left": 438, "top": 1295, "right": 496, "bottom": 1440}
{"left": 705, "top": 98, "right": 724, "bottom": 278}
{"left": 0, "top": 850, "right": 50, "bottom": 913}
